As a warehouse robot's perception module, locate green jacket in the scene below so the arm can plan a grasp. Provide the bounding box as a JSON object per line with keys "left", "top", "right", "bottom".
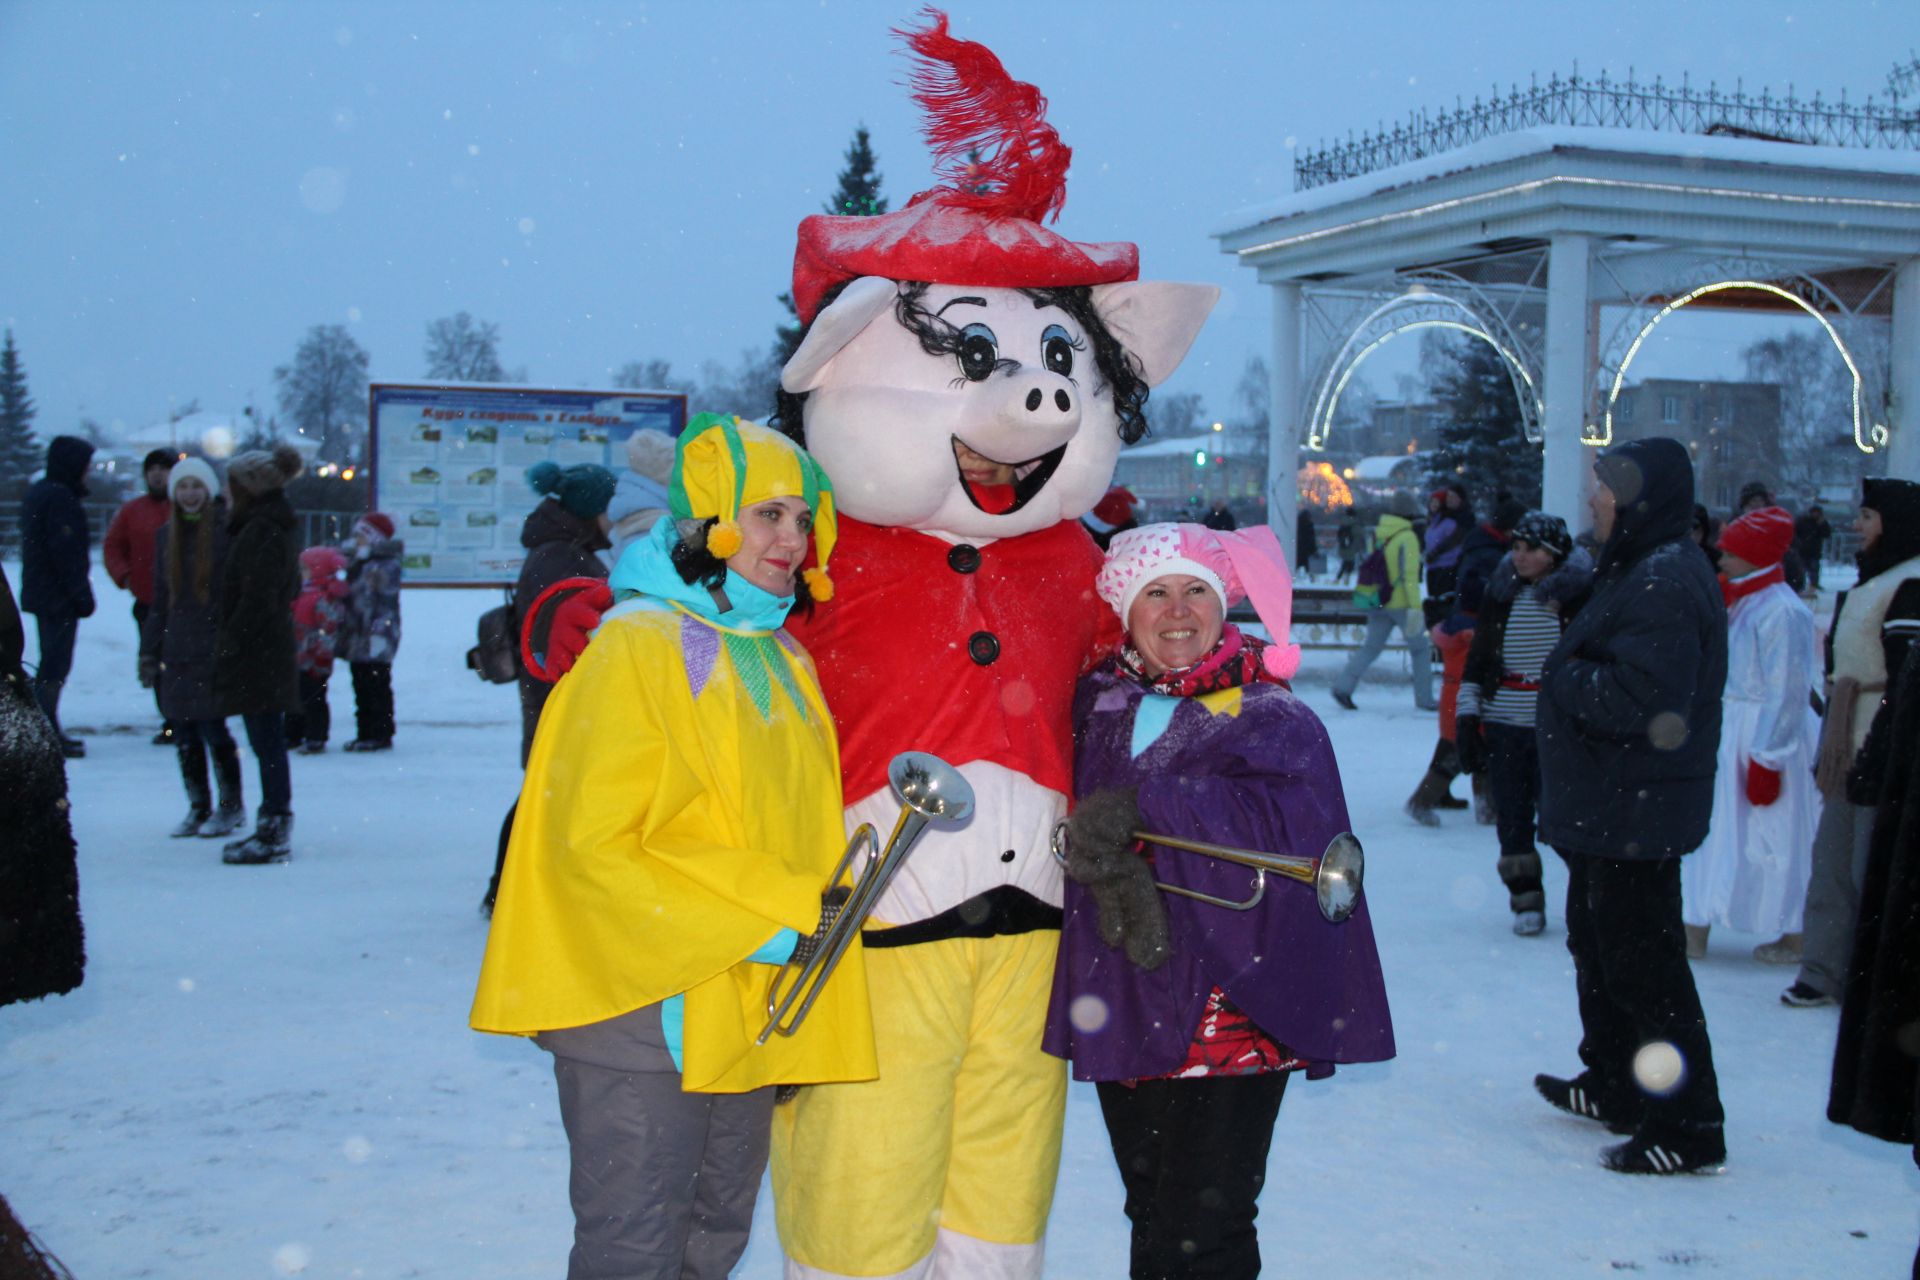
{"left": 1374, "top": 514, "right": 1423, "bottom": 612}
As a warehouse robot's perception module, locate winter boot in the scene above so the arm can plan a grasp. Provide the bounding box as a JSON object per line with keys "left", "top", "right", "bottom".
{"left": 1512, "top": 910, "right": 1546, "bottom": 936}
{"left": 1534, "top": 1072, "right": 1640, "bottom": 1135}
{"left": 344, "top": 737, "right": 393, "bottom": 753}
{"left": 1600, "top": 1126, "right": 1726, "bottom": 1175}
{"left": 223, "top": 811, "right": 293, "bottom": 865}
{"left": 173, "top": 754, "right": 213, "bottom": 838}
{"left": 1780, "top": 981, "right": 1835, "bottom": 1008}
{"left": 170, "top": 807, "right": 211, "bottom": 838}
{"left": 201, "top": 742, "right": 245, "bottom": 837}
{"left": 1402, "top": 797, "right": 1440, "bottom": 827}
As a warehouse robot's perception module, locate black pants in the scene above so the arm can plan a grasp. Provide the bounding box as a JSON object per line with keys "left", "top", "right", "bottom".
{"left": 31, "top": 611, "right": 79, "bottom": 734}
{"left": 1560, "top": 850, "right": 1724, "bottom": 1135}
{"left": 241, "top": 711, "right": 292, "bottom": 814}
{"left": 350, "top": 660, "right": 394, "bottom": 742}
{"left": 176, "top": 718, "right": 242, "bottom": 811}
{"left": 1485, "top": 721, "right": 1545, "bottom": 913}
{"left": 1096, "top": 1072, "right": 1289, "bottom": 1280}
{"left": 287, "top": 671, "right": 332, "bottom": 745}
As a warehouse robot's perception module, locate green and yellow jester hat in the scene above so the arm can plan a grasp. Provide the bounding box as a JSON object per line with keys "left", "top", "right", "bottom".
{"left": 670, "top": 412, "right": 838, "bottom": 600}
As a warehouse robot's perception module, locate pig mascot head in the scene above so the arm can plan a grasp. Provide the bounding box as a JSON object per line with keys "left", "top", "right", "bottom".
{"left": 776, "top": 11, "right": 1217, "bottom": 541}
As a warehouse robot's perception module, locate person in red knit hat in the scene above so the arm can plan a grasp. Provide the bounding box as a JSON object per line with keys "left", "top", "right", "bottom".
{"left": 1681, "top": 505, "right": 1821, "bottom": 963}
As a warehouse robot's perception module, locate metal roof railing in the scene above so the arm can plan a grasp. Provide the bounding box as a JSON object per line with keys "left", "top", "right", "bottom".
{"left": 1293, "top": 67, "right": 1920, "bottom": 190}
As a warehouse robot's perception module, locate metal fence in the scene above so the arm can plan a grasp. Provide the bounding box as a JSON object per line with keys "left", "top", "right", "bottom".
{"left": 1294, "top": 69, "right": 1920, "bottom": 190}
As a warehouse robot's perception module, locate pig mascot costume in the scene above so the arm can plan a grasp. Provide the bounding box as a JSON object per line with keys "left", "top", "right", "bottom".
{"left": 768, "top": 14, "right": 1216, "bottom": 1278}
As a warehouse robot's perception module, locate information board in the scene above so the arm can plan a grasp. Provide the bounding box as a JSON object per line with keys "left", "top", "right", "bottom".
{"left": 367, "top": 383, "right": 687, "bottom": 586}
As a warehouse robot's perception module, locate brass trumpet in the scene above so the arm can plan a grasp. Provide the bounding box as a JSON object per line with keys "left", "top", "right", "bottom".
{"left": 1052, "top": 824, "right": 1364, "bottom": 924}
{"left": 758, "top": 752, "right": 975, "bottom": 1044}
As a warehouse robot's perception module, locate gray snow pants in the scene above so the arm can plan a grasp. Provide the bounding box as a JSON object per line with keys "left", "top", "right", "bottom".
{"left": 1794, "top": 800, "right": 1877, "bottom": 999}
{"left": 541, "top": 1006, "right": 775, "bottom": 1280}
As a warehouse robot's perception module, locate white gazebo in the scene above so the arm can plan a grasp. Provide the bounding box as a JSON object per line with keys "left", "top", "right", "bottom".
{"left": 1215, "top": 74, "right": 1920, "bottom": 561}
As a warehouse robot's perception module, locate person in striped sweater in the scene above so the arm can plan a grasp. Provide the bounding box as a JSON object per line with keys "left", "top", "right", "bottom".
{"left": 1454, "top": 512, "right": 1592, "bottom": 936}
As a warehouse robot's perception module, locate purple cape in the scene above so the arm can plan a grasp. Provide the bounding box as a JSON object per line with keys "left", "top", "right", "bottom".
{"left": 1043, "top": 667, "right": 1395, "bottom": 1081}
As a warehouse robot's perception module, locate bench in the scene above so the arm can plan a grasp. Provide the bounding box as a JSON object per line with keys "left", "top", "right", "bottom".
{"left": 1229, "top": 585, "right": 1374, "bottom": 648}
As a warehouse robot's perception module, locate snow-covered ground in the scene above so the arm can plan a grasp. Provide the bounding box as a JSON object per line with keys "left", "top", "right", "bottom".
{"left": 4, "top": 564, "right": 1915, "bottom": 1279}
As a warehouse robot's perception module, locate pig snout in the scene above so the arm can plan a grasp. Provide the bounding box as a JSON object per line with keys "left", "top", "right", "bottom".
{"left": 975, "top": 370, "right": 1081, "bottom": 454}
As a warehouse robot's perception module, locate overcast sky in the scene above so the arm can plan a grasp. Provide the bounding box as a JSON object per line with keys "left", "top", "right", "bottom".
{"left": 1, "top": 0, "right": 1912, "bottom": 440}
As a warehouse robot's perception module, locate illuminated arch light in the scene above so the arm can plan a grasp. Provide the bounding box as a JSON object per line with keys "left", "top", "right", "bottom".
{"left": 1311, "top": 319, "right": 1542, "bottom": 450}
{"left": 1595, "top": 280, "right": 1887, "bottom": 454}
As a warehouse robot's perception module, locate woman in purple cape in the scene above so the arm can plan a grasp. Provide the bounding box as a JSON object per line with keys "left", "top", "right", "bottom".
{"left": 1043, "top": 521, "right": 1394, "bottom": 1280}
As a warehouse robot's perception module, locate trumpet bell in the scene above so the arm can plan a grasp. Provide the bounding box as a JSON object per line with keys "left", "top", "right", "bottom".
{"left": 1316, "top": 832, "right": 1364, "bottom": 924}
{"left": 888, "top": 751, "right": 975, "bottom": 824}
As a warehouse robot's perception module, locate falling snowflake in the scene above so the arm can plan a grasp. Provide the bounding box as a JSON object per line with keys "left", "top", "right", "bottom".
{"left": 1068, "top": 994, "right": 1109, "bottom": 1033}
{"left": 1632, "top": 1040, "right": 1685, "bottom": 1096}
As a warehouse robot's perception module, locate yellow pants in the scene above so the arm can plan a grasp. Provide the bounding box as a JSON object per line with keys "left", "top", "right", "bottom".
{"left": 772, "top": 930, "right": 1066, "bottom": 1278}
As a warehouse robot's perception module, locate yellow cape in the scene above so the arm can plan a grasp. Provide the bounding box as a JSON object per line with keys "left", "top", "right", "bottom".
{"left": 471, "top": 603, "right": 876, "bottom": 1093}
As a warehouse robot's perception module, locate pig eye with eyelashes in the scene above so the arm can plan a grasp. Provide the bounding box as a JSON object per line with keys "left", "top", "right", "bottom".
{"left": 957, "top": 324, "right": 1000, "bottom": 383}
{"left": 1041, "top": 324, "right": 1080, "bottom": 378}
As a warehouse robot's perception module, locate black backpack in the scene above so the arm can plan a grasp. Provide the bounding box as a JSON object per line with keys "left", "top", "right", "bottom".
{"left": 466, "top": 595, "right": 520, "bottom": 684}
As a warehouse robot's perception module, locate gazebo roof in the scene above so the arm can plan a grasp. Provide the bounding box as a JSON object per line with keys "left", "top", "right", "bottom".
{"left": 1214, "top": 126, "right": 1920, "bottom": 288}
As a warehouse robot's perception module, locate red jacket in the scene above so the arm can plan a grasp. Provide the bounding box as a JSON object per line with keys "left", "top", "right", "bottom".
{"left": 787, "top": 517, "right": 1120, "bottom": 805}
{"left": 103, "top": 494, "right": 173, "bottom": 605}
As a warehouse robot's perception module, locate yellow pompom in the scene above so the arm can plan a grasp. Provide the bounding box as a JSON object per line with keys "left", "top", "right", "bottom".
{"left": 802, "top": 567, "right": 834, "bottom": 602}
{"left": 706, "top": 520, "right": 743, "bottom": 558}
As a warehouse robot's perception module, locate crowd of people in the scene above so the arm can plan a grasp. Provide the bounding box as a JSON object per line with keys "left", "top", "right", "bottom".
{"left": 8, "top": 411, "right": 1918, "bottom": 1273}
{"left": 14, "top": 436, "right": 412, "bottom": 865}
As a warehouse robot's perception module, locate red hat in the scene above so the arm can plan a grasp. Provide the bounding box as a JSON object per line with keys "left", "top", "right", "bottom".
{"left": 1718, "top": 505, "right": 1794, "bottom": 569}
{"left": 788, "top": 10, "right": 1138, "bottom": 325}
{"left": 1090, "top": 485, "right": 1138, "bottom": 527}
{"left": 356, "top": 512, "right": 396, "bottom": 540}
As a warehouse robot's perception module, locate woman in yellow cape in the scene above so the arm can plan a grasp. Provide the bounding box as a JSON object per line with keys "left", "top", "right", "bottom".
{"left": 472, "top": 413, "right": 872, "bottom": 1280}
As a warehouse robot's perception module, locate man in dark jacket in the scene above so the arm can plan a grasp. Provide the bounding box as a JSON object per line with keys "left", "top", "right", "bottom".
{"left": 1531, "top": 436, "right": 1729, "bottom": 1175}
{"left": 1794, "top": 505, "right": 1833, "bottom": 591}
{"left": 19, "top": 435, "right": 96, "bottom": 756}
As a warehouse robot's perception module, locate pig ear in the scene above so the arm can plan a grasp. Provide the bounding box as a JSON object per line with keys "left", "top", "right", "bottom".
{"left": 781, "top": 277, "right": 901, "bottom": 394}
{"left": 1089, "top": 282, "right": 1220, "bottom": 388}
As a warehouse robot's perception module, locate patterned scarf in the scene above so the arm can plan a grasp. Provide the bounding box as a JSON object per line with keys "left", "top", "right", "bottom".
{"left": 1114, "top": 623, "right": 1284, "bottom": 697}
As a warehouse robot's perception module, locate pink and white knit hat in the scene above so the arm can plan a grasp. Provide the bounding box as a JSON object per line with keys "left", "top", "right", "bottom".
{"left": 1096, "top": 522, "right": 1302, "bottom": 680}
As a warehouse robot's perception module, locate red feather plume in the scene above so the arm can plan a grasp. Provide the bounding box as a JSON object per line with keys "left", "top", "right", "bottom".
{"left": 895, "top": 8, "right": 1072, "bottom": 224}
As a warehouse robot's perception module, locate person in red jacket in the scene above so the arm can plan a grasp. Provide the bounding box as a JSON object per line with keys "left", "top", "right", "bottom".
{"left": 104, "top": 448, "right": 177, "bottom": 743}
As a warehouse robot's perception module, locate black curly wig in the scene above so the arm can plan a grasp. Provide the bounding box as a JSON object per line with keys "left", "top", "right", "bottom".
{"left": 770, "top": 280, "right": 1153, "bottom": 447}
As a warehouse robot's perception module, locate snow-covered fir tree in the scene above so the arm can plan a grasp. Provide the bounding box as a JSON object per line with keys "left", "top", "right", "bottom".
{"left": 1421, "top": 330, "right": 1541, "bottom": 508}
{"left": 0, "top": 329, "right": 39, "bottom": 485}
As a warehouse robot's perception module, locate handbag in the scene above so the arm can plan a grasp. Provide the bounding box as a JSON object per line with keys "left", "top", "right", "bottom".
{"left": 1351, "top": 547, "right": 1389, "bottom": 610}
{"left": 466, "top": 595, "right": 520, "bottom": 684}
